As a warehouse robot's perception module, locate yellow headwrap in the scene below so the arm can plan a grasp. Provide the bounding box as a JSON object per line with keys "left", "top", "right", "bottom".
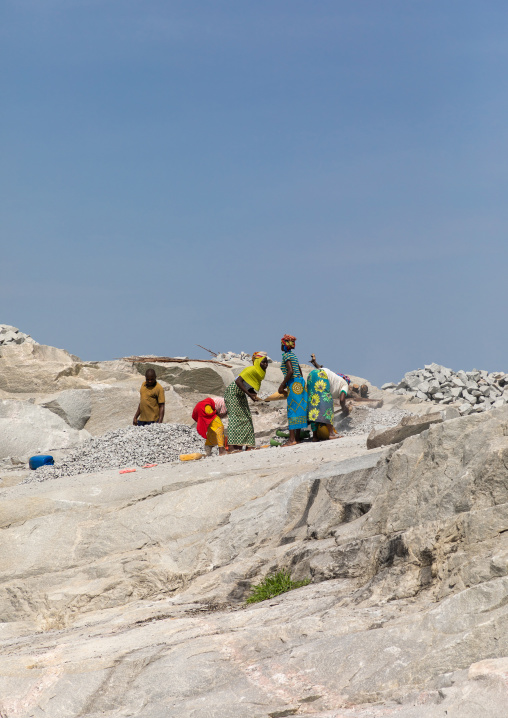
{"left": 239, "top": 357, "right": 266, "bottom": 392}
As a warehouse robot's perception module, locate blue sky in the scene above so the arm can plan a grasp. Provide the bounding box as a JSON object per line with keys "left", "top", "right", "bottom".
{"left": 1, "top": 1, "right": 507, "bottom": 385}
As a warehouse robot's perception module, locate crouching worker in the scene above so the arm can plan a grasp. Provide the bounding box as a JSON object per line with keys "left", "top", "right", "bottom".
{"left": 310, "top": 355, "right": 350, "bottom": 416}
{"left": 192, "top": 398, "right": 226, "bottom": 457}
{"left": 307, "top": 354, "right": 351, "bottom": 441}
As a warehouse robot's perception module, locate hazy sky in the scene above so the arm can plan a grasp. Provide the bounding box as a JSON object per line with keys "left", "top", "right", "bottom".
{"left": 2, "top": 1, "right": 507, "bottom": 385}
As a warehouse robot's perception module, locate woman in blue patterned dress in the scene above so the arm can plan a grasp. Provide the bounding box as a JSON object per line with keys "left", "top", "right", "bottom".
{"left": 278, "top": 334, "right": 308, "bottom": 446}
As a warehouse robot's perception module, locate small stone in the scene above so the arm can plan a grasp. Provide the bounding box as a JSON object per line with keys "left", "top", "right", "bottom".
{"left": 458, "top": 403, "right": 473, "bottom": 415}
{"left": 406, "top": 375, "right": 423, "bottom": 390}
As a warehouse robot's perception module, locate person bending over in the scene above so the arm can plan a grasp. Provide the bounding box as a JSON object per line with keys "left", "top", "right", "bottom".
{"left": 224, "top": 354, "right": 268, "bottom": 451}
{"left": 310, "top": 354, "right": 350, "bottom": 416}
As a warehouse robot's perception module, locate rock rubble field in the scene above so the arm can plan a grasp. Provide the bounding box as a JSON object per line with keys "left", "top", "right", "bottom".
{"left": 1, "top": 330, "right": 508, "bottom": 717}
{"left": 383, "top": 362, "right": 508, "bottom": 415}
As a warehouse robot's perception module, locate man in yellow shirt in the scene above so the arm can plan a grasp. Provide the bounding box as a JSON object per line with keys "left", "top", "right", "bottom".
{"left": 133, "top": 369, "right": 165, "bottom": 426}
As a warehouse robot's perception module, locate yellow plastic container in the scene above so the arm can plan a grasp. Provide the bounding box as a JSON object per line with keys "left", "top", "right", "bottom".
{"left": 179, "top": 453, "right": 203, "bottom": 462}
{"left": 264, "top": 391, "right": 288, "bottom": 402}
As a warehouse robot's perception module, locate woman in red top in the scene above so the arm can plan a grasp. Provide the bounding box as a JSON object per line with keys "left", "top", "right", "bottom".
{"left": 192, "top": 398, "right": 227, "bottom": 456}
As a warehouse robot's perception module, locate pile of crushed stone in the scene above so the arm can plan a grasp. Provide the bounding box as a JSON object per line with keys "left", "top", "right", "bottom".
{"left": 383, "top": 363, "right": 508, "bottom": 415}
{"left": 26, "top": 424, "right": 203, "bottom": 482}
{"left": 336, "top": 407, "right": 413, "bottom": 437}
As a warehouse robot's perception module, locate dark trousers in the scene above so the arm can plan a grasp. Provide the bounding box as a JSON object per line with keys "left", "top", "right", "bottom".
{"left": 137, "top": 421, "right": 157, "bottom": 426}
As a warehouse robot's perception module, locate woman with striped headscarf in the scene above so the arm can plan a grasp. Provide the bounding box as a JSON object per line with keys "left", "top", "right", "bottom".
{"left": 278, "top": 334, "right": 308, "bottom": 446}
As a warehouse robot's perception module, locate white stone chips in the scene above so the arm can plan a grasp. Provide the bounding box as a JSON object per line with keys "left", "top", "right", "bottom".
{"left": 27, "top": 423, "right": 203, "bottom": 482}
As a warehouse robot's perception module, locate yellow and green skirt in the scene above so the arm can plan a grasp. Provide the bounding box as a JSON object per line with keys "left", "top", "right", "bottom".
{"left": 224, "top": 382, "right": 255, "bottom": 447}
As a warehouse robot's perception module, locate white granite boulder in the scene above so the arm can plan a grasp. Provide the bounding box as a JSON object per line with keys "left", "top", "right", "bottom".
{"left": 42, "top": 389, "right": 92, "bottom": 430}
{"left": 0, "top": 399, "right": 90, "bottom": 461}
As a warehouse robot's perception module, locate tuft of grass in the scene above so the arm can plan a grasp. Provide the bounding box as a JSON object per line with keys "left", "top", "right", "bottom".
{"left": 245, "top": 570, "right": 311, "bottom": 604}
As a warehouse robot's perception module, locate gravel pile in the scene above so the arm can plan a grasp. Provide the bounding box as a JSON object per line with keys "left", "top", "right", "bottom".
{"left": 382, "top": 363, "right": 508, "bottom": 416}
{"left": 27, "top": 424, "right": 203, "bottom": 482}
{"left": 336, "top": 407, "right": 413, "bottom": 437}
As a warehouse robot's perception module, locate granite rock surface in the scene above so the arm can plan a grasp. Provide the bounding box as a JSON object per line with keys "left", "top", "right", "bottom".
{"left": 1, "top": 407, "right": 508, "bottom": 716}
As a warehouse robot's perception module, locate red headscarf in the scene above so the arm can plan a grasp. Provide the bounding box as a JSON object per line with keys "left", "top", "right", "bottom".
{"left": 281, "top": 334, "right": 297, "bottom": 350}
{"left": 192, "top": 398, "right": 217, "bottom": 438}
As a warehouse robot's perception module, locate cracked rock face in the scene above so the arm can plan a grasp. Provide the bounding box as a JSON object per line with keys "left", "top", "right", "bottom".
{"left": 1, "top": 407, "right": 508, "bottom": 715}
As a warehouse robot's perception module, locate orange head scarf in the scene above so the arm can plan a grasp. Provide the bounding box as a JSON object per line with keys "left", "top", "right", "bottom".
{"left": 281, "top": 334, "right": 297, "bottom": 350}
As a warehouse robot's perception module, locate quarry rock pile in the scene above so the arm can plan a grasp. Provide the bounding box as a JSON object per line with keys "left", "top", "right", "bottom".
{"left": 0, "top": 324, "right": 37, "bottom": 346}
{"left": 28, "top": 423, "right": 203, "bottom": 481}
{"left": 215, "top": 350, "right": 252, "bottom": 362}
{"left": 215, "top": 350, "right": 273, "bottom": 363}
{"left": 383, "top": 362, "right": 508, "bottom": 415}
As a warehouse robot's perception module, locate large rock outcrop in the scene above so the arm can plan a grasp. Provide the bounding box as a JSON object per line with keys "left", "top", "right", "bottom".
{"left": 1, "top": 407, "right": 508, "bottom": 715}
{"left": 0, "top": 342, "right": 84, "bottom": 393}
{"left": 42, "top": 389, "right": 92, "bottom": 430}
{"left": 366, "top": 411, "right": 443, "bottom": 448}
{"left": 134, "top": 360, "right": 235, "bottom": 395}
{"left": 0, "top": 400, "right": 91, "bottom": 461}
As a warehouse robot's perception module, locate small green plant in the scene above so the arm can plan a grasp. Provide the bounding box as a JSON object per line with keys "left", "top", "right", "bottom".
{"left": 245, "top": 570, "right": 311, "bottom": 604}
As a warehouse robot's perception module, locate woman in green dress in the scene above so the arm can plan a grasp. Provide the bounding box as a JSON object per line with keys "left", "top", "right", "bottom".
{"left": 224, "top": 355, "right": 268, "bottom": 451}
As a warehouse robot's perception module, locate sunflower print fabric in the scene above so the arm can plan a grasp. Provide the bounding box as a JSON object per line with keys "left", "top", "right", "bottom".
{"left": 306, "top": 369, "right": 334, "bottom": 428}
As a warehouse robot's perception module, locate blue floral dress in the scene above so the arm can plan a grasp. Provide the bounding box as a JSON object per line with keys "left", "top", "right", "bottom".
{"left": 281, "top": 350, "right": 308, "bottom": 430}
